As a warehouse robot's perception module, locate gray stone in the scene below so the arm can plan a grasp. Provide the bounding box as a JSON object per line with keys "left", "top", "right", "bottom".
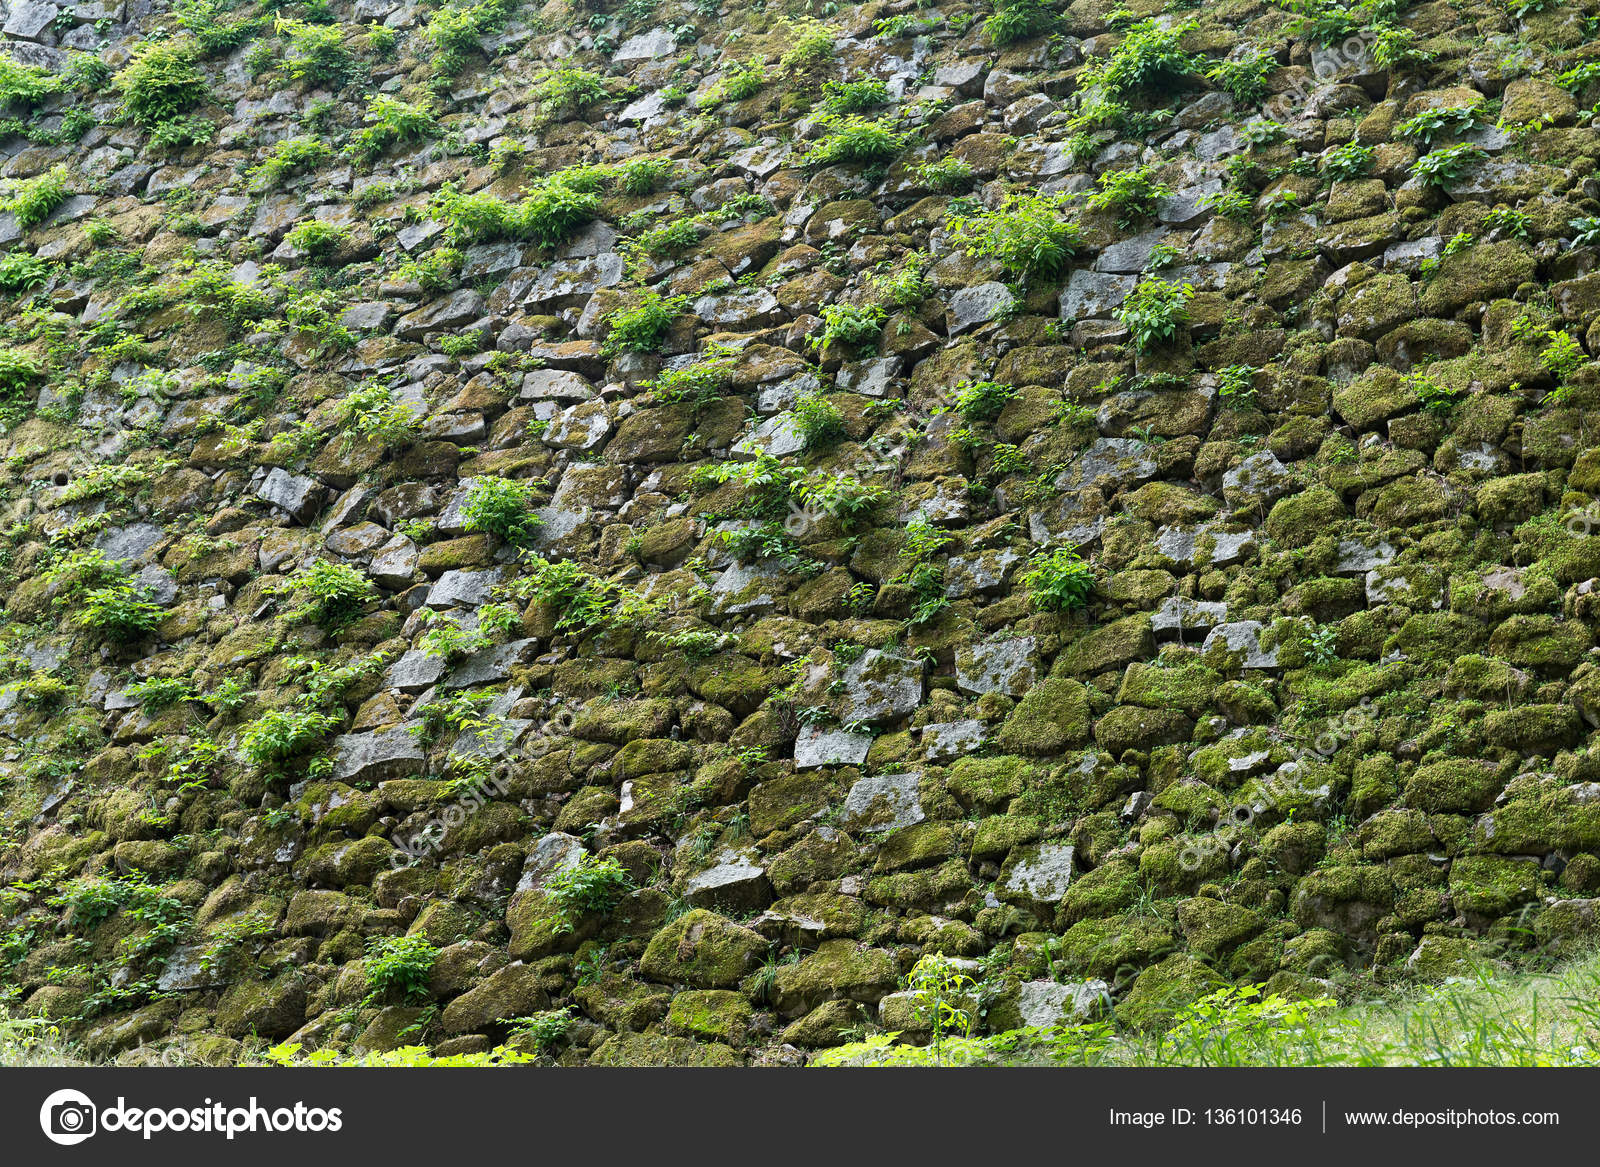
{"left": 1015, "top": 978, "right": 1111, "bottom": 1027}
{"left": 425, "top": 568, "right": 508, "bottom": 609}
{"left": 921, "top": 719, "right": 985, "bottom": 762}
{"left": 1334, "top": 538, "right": 1396, "bottom": 575}
{"left": 956, "top": 637, "right": 1037, "bottom": 697}
{"left": 615, "top": 26, "right": 677, "bottom": 60}
{"left": 5, "top": 1, "right": 59, "bottom": 40}
{"left": 1094, "top": 228, "right": 1171, "bottom": 274}
{"left": 256, "top": 468, "right": 325, "bottom": 523}
{"left": 684, "top": 848, "right": 771, "bottom": 912}
{"left": 1203, "top": 621, "right": 1279, "bottom": 670}
{"left": 332, "top": 727, "right": 425, "bottom": 784}
{"left": 1060, "top": 270, "right": 1137, "bottom": 321}
{"left": 385, "top": 650, "right": 447, "bottom": 692}
{"left": 368, "top": 536, "right": 418, "bottom": 590}
{"left": 516, "top": 832, "right": 586, "bottom": 892}
{"left": 1001, "top": 843, "right": 1076, "bottom": 908}
{"left": 839, "top": 649, "right": 923, "bottom": 723}
{"left": 1152, "top": 596, "right": 1229, "bottom": 638}
{"left": 947, "top": 281, "right": 1014, "bottom": 335}
{"left": 840, "top": 771, "right": 925, "bottom": 834}
{"left": 1222, "top": 451, "right": 1301, "bottom": 509}
{"left": 794, "top": 726, "right": 873, "bottom": 768}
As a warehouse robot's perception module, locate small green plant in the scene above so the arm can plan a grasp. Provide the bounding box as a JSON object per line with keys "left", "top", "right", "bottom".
{"left": 275, "top": 16, "right": 356, "bottom": 85}
{"left": 707, "top": 59, "right": 766, "bottom": 105}
{"left": 1322, "top": 141, "right": 1374, "bottom": 181}
{"left": 240, "top": 708, "right": 339, "bottom": 767}
{"left": 1411, "top": 143, "right": 1485, "bottom": 189}
{"left": 1083, "top": 18, "right": 1197, "bottom": 96}
{"left": 1205, "top": 46, "right": 1275, "bottom": 105}
{"left": 349, "top": 94, "right": 437, "bottom": 163}
{"left": 115, "top": 39, "right": 208, "bottom": 131}
{"left": 249, "top": 135, "right": 332, "bottom": 189}
{"left": 285, "top": 218, "right": 348, "bottom": 257}
{"left": 985, "top": 0, "right": 1052, "bottom": 44}
{"left": 1217, "top": 364, "right": 1257, "bottom": 405}
{"left": 531, "top": 67, "right": 610, "bottom": 115}
{"left": 813, "top": 302, "right": 884, "bottom": 351}
{"left": 1572, "top": 216, "right": 1600, "bottom": 249}
{"left": 803, "top": 117, "right": 906, "bottom": 167}
{"left": 544, "top": 854, "right": 634, "bottom": 933}
{"left": 506, "top": 1009, "right": 572, "bottom": 1053}
{"left": 281, "top": 560, "right": 375, "bottom": 628}
{"left": 1019, "top": 545, "right": 1096, "bottom": 611}
{"left": 4, "top": 167, "right": 67, "bottom": 230}
{"left": 334, "top": 381, "right": 419, "bottom": 451}
{"left": 1395, "top": 105, "right": 1480, "bottom": 148}
{"left": 905, "top": 953, "right": 978, "bottom": 1065}
{"left": 915, "top": 156, "right": 975, "bottom": 193}
{"left": 1482, "top": 206, "right": 1530, "bottom": 239}
{"left": 365, "top": 935, "right": 438, "bottom": 1001}
{"left": 461, "top": 475, "right": 543, "bottom": 545}
{"left": 0, "top": 250, "right": 48, "bottom": 294}
{"left": 946, "top": 192, "right": 1080, "bottom": 284}
{"left": 1116, "top": 278, "right": 1194, "bottom": 352}
{"left": 953, "top": 379, "right": 1017, "bottom": 423}
{"left": 601, "top": 292, "right": 682, "bottom": 356}
{"left": 793, "top": 391, "right": 847, "bottom": 449}
{"left": 77, "top": 583, "right": 162, "bottom": 643}
{"left": 1086, "top": 165, "right": 1169, "bottom": 229}
{"left": 1541, "top": 329, "right": 1586, "bottom": 381}
{"left": 1409, "top": 372, "right": 1462, "bottom": 414}
{"left": 820, "top": 78, "right": 888, "bottom": 114}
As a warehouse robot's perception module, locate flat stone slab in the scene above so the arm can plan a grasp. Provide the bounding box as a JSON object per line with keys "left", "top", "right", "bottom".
{"left": 956, "top": 637, "right": 1037, "bottom": 697}
{"left": 794, "top": 726, "right": 873, "bottom": 769}
{"left": 332, "top": 727, "right": 425, "bottom": 784}
{"left": 1016, "top": 978, "right": 1111, "bottom": 1027}
{"left": 921, "top": 719, "right": 985, "bottom": 762}
{"left": 840, "top": 771, "right": 925, "bottom": 834}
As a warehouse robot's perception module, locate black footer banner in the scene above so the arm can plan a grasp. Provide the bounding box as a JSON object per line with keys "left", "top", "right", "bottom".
{"left": 5, "top": 1067, "right": 1593, "bottom": 1163}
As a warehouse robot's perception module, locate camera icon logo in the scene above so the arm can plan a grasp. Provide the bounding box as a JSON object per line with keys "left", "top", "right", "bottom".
{"left": 39, "top": 1089, "right": 97, "bottom": 1146}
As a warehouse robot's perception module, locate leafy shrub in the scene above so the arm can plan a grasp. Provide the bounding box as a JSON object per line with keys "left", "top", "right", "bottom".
{"left": 0, "top": 53, "right": 60, "bottom": 108}
{"left": 249, "top": 135, "right": 331, "bottom": 189}
{"left": 615, "top": 158, "right": 675, "bottom": 196}
{"left": 953, "top": 379, "right": 1017, "bottom": 422}
{"left": 803, "top": 117, "right": 905, "bottom": 167}
{"left": 1202, "top": 188, "right": 1254, "bottom": 221}
{"left": 813, "top": 302, "right": 884, "bottom": 351}
{"left": 1541, "top": 330, "right": 1586, "bottom": 381}
{"left": 631, "top": 217, "right": 699, "bottom": 258}
{"left": 947, "top": 192, "right": 1080, "bottom": 284}
{"left": 1322, "top": 141, "right": 1374, "bottom": 181}
{"left": 780, "top": 19, "right": 836, "bottom": 70}
{"left": 602, "top": 292, "right": 681, "bottom": 356}
{"left": 285, "top": 218, "right": 348, "bottom": 257}
{"left": 514, "top": 556, "right": 613, "bottom": 631}
{"left": 1217, "top": 364, "right": 1258, "bottom": 405}
{"left": 1206, "top": 47, "right": 1275, "bottom": 105}
{"left": 0, "top": 251, "right": 49, "bottom": 294}
{"left": 544, "top": 855, "right": 634, "bottom": 933}
{"left": 1395, "top": 105, "right": 1480, "bottom": 148}
{"left": 275, "top": 17, "right": 356, "bottom": 85}
{"left": 1020, "top": 546, "right": 1095, "bottom": 611}
{"left": 532, "top": 67, "right": 610, "bottom": 115}
{"left": 462, "top": 475, "right": 543, "bottom": 545}
{"left": 1083, "top": 19, "right": 1197, "bottom": 97}
{"left": 1086, "top": 164, "right": 1169, "bottom": 229}
{"left": 506, "top": 1010, "right": 572, "bottom": 1053}
{"left": 365, "top": 935, "right": 438, "bottom": 1001}
{"left": 4, "top": 167, "right": 67, "bottom": 230}
{"left": 915, "top": 156, "right": 975, "bottom": 192}
{"left": 115, "top": 39, "right": 208, "bottom": 129}
{"left": 77, "top": 583, "right": 162, "bottom": 642}
{"left": 985, "top": 0, "right": 1052, "bottom": 44}
{"left": 820, "top": 78, "right": 888, "bottom": 114}
{"left": 282, "top": 560, "right": 375, "bottom": 628}
{"left": 176, "top": 0, "right": 261, "bottom": 56}
{"left": 241, "top": 708, "right": 339, "bottom": 767}
{"left": 1372, "top": 26, "right": 1431, "bottom": 69}
{"left": 334, "top": 381, "right": 418, "bottom": 451}
{"left": 1409, "top": 372, "right": 1462, "bottom": 414}
{"left": 794, "top": 473, "right": 882, "bottom": 530}
{"left": 425, "top": 0, "right": 514, "bottom": 75}
{"left": 1116, "top": 278, "right": 1194, "bottom": 351}
{"left": 1571, "top": 216, "right": 1600, "bottom": 249}
{"left": 706, "top": 60, "right": 765, "bottom": 105}
{"left": 793, "top": 391, "right": 846, "bottom": 449}
{"left": 519, "top": 178, "right": 604, "bottom": 247}
{"left": 1410, "top": 143, "right": 1484, "bottom": 189}
{"left": 349, "top": 94, "right": 437, "bottom": 163}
